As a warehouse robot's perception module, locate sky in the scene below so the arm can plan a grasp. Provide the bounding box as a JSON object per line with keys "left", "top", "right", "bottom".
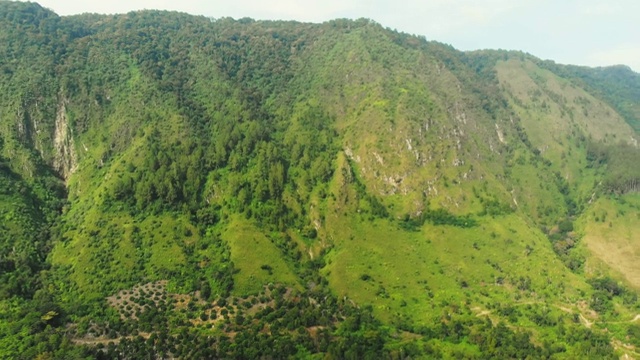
{"left": 36, "top": 0, "right": 640, "bottom": 72}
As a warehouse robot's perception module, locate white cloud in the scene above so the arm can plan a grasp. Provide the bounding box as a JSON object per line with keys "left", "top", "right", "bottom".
{"left": 587, "top": 44, "right": 640, "bottom": 72}
{"left": 580, "top": 3, "right": 620, "bottom": 16}
{"left": 458, "top": 0, "right": 525, "bottom": 25}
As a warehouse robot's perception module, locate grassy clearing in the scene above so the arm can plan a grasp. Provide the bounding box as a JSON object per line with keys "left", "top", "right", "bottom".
{"left": 579, "top": 194, "right": 640, "bottom": 288}
{"left": 221, "top": 216, "right": 300, "bottom": 296}
{"left": 50, "top": 210, "right": 194, "bottom": 300}
{"left": 322, "top": 209, "right": 588, "bottom": 326}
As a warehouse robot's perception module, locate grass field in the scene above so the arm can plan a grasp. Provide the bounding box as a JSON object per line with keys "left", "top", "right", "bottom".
{"left": 579, "top": 194, "right": 640, "bottom": 288}
{"left": 222, "top": 215, "right": 301, "bottom": 296}
{"left": 322, "top": 207, "right": 589, "bottom": 325}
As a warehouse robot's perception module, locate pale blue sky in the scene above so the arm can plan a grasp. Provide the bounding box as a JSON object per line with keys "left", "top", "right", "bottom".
{"left": 36, "top": 0, "right": 640, "bottom": 72}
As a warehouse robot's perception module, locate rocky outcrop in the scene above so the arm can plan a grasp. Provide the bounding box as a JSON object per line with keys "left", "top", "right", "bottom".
{"left": 52, "top": 98, "right": 78, "bottom": 181}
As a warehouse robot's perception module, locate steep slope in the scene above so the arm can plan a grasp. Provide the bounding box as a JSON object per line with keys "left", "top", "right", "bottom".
{"left": 538, "top": 61, "right": 640, "bottom": 134}
{"left": 1, "top": 3, "right": 639, "bottom": 359}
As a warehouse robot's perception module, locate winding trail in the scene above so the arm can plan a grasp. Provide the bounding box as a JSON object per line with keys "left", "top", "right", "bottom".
{"left": 472, "top": 301, "right": 640, "bottom": 329}
{"left": 605, "top": 314, "right": 640, "bottom": 325}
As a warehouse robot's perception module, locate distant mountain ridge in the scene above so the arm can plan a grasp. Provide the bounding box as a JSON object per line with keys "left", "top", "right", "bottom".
{"left": 1, "top": 2, "right": 639, "bottom": 358}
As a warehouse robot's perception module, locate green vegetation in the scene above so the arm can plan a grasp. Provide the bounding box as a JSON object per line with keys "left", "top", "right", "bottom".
{"left": 538, "top": 61, "right": 640, "bottom": 133}
{"left": 0, "top": 2, "right": 639, "bottom": 358}
{"left": 587, "top": 141, "right": 640, "bottom": 194}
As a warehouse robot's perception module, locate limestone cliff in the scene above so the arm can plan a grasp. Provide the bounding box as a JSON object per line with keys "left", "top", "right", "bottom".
{"left": 52, "top": 97, "right": 78, "bottom": 181}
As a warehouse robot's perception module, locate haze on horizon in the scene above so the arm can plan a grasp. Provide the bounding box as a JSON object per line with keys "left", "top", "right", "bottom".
{"left": 34, "top": 0, "right": 640, "bottom": 72}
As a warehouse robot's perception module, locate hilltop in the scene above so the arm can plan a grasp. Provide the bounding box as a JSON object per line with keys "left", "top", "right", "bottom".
{"left": 0, "top": 2, "right": 639, "bottom": 358}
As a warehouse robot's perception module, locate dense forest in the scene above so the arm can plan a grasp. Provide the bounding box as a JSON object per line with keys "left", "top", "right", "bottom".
{"left": 1, "top": 2, "right": 639, "bottom": 358}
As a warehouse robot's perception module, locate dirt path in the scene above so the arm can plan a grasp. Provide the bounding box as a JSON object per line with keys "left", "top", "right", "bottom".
{"left": 72, "top": 337, "right": 121, "bottom": 346}
{"left": 605, "top": 314, "right": 640, "bottom": 325}
{"left": 72, "top": 333, "right": 151, "bottom": 346}
{"left": 472, "top": 307, "right": 492, "bottom": 317}
{"left": 579, "top": 313, "right": 593, "bottom": 328}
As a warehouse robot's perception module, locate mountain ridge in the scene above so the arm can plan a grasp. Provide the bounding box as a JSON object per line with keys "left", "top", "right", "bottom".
{"left": 1, "top": 2, "right": 640, "bottom": 358}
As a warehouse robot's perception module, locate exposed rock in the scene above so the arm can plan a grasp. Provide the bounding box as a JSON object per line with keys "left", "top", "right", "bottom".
{"left": 372, "top": 151, "right": 384, "bottom": 165}
{"left": 53, "top": 97, "right": 78, "bottom": 181}
{"left": 495, "top": 123, "right": 506, "bottom": 144}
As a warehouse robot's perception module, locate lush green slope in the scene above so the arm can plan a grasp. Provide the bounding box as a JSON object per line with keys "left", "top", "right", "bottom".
{"left": 1, "top": 2, "right": 639, "bottom": 359}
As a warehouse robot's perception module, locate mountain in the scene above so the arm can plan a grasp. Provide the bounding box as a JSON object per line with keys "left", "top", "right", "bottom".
{"left": 1, "top": 2, "right": 639, "bottom": 358}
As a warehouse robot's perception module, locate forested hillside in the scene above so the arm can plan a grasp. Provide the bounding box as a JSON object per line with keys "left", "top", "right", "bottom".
{"left": 1, "top": 2, "right": 639, "bottom": 358}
